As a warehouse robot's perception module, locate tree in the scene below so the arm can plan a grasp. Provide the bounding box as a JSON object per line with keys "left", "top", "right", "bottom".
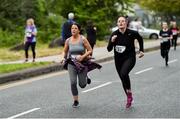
{"left": 58, "top": 0, "right": 134, "bottom": 39}
{"left": 138, "top": 0, "right": 180, "bottom": 22}
{"left": 0, "top": 0, "right": 134, "bottom": 47}
{"left": 0, "top": 0, "right": 49, "bottom": 46}
{"left": 0, "top": 0, "right": 47, "bottom": 30}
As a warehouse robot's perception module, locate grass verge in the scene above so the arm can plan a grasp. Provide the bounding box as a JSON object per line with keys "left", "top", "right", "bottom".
{"left": 0, "top": 62, "right": 53, "bottom": 74}
{"left": 0, "top": 43, "right": 63, "bottom": 62}
{"left": 0, "top": 40, "right": 108, "bottom": 62}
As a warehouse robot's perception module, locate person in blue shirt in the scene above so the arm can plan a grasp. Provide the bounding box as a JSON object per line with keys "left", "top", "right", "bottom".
{"left": 24, "top": 18, "right": 37, "bottom": 62}
{"left": 61, "top": 12, "right": 75, "bottom": 45}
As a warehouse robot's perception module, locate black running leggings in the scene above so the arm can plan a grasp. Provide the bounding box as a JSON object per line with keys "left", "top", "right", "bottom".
{"left": 160, "top": 41, "right": 170, "bottom": 63}
{"left": 24, "top": 42, "right": 36, "bottom": 59}
{"left": 172, "top": 37, "right": 177, "bottom": 49}
{"left": 115, "top": 56, "right": 136, "bottom": 95}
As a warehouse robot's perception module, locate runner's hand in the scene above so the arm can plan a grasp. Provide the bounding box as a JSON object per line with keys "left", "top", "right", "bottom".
{"left": 138, "top": 51, "right": 144, "bottom": 58}
{"left": 111, "top": 35, "right": 117, "bottom": 42}
{"left": 76, "top": 55, "right": 84, "bottom": 62}
{"left": 60, "top": 58, "right": 65, "bottom": 64}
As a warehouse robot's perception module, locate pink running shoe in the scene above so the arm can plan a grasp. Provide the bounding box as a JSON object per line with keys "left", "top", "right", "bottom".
{"left": 126, "top": 92, "right": 133, "bottom": 108}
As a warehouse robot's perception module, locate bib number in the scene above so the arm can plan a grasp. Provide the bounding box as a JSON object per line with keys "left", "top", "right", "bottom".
{"left": 115, "top": 45, "right": 126, "bottom": 53}
{"left": 173, "top": 31, "right": 177, "bottom": 35}
{"left": 26, "top": 32, "right": 32, "bottom": 37}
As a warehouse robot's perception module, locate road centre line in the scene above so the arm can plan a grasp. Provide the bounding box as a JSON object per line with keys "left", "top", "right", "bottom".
{"left": 82, "top": 82, "right": 112, "bottom": 93}
{"left": 7, "top": 108, "right": 40, "bottom": 119}
{"left": 135, "top": 67, "right": 153, "bottom": 75}
{"left": 168, "top": 59, "right": 178, "bottom": 64}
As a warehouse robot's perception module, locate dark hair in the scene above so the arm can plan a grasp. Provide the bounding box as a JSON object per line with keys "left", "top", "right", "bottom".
{"left": 72, "top": 23, "right": 81, "bottom": 31}
{"left": 71, "top": 22, "right": 84, "bottom": 34}
{"left": 117, "top": 16, "right": 130, "bottom": 27}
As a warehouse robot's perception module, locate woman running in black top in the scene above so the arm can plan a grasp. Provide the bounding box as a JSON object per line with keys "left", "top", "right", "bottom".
{"left": 107, "top": 16, "right": 144, "bottom": 108}
{"left": 159, "top": 22, "right": 172, "bottom": 66}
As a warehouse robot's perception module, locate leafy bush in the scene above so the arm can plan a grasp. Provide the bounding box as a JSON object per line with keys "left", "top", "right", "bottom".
{"left": 0, "top": 29, "right": 23, "bottom": 47}
{"left": 37, "top": 14, "right": 65, "bottom": 43}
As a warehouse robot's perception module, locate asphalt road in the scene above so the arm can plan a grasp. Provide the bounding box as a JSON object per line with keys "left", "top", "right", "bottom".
{"left": 0, "top": 47, "right": 180, "bottom": 118}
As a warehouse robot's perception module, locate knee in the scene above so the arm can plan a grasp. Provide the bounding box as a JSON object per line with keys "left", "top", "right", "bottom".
{"left": 119, "top": 72, "right": 127, "bottom": 79}
{"left": 32, "top": 49, "right": 36, "bottom": 53}
{"left": 71, "top": 80, "right": 77, "bottom": 87}
{"left": 71, "top": 83, "right": 76, "bottom": 88}
{"left": 119, "top": 72, "right": 129, "bottom": 83}
{"left": 79, "top": 84, "right": 86, "bottom": 88}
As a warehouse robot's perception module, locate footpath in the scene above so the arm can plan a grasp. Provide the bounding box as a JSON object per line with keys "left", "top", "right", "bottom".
{"left": 0, "top": 39, "right": 180, "bottom": 84}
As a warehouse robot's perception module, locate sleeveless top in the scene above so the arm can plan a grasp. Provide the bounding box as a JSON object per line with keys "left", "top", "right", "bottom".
{"left": 68, "top": 35, "right": 85, "bottom": 58}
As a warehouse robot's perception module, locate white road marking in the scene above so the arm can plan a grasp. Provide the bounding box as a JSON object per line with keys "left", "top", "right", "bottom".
{"left": 91, "top": 80, "right": 104, "bottom": 82}
{"left": 168, "top": 59, "right": 178, "bottom": 64}
{"left": 82, "top": 82, "right": 112, "bottom": 93}
{"left": 135, "top": 67, "right": 153, "bottom": 75}
{"left": 7, "top": 108, "right": 40, "bottom": 119}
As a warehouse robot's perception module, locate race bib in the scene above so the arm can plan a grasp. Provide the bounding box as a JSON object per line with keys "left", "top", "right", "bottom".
{"left": 173, "top": 31, "right": 177, "bottom": 35}
{"left": 26, "top": 32, "right": 32, "bottom": 37}
{"left": 161, "top": 37, "right": 168, "bottom": 43}
{"left": 26, "top": 28, "right": 33, "bottom": 37}
{"left": 71, "top": 55, "right": 78, "bottom": 59}
{"left": 115, "top": 45, "right": 126, "bottom": 53}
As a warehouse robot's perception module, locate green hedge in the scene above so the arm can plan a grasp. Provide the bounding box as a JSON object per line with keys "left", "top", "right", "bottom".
{"left": 0, "top": 29, "right": 23, "bottom": 47}
{"left": 0, "top": 62, "right": 52, "bottom": 74}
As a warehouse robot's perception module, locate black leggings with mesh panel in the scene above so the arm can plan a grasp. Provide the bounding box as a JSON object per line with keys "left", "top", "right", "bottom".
{"left": 115, "top": 56, "right": 136, "bottom": 95}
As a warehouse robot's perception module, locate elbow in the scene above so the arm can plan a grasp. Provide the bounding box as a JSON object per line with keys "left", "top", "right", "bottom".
{"left": 107, "top": 46, "right": 112, "bottom": 52}
{"left": 107, "top": 42, "right": 113, "bottom": 52}
{"left": 107, "top": 48, "right": 111, "bottom": 52}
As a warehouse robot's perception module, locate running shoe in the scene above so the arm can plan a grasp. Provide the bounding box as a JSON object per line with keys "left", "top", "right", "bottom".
{"left": 126, "top": 92, "right": 133, "bottom": 108}
{"left": 87, "top": 77, "right": 91, "bottom": 84}
{"left": 72, "top": 100, "right": 80, "bottom": 108}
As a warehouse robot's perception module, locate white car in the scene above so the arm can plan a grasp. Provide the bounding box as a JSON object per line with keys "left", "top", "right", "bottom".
{"left": 111, "top": 25, "right": 159, "bottom": 39}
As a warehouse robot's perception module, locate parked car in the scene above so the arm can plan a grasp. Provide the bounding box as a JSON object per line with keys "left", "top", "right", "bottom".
{"left": 111, "top": 24, "right": 160, "bottom": 39}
